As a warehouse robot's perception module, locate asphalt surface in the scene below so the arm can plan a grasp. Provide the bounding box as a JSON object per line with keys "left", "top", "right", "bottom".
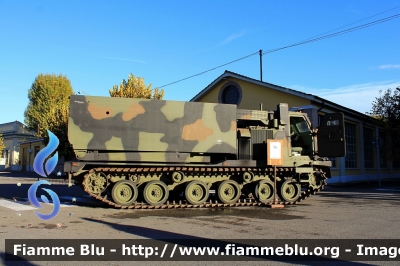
{"left": 1, "top": 172, "right": 400, "bottom": 266}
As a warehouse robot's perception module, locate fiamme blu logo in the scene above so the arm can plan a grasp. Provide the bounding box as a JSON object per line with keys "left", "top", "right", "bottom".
{"left": 28, "top": 130, "right": 61, "bottom": 220}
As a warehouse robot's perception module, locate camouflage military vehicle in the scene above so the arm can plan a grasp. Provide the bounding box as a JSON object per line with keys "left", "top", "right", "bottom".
{"left": 64, "top": 95, "right": 345, "bottom": 208}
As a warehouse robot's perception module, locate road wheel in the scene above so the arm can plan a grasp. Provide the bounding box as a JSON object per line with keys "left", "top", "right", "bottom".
{"left": 217, "top": 180, "right": 241, "bottom": 204}
{"left": 185, "top": 180, "right": 209, "bottom": 205}
{"left": 279, "top": 180, "right": 301, "bottom": 203}
{"left": 111, "top": 180, "right": 138, "bottom": 206}
{"left": 143, "top": 180, "right": 169, "bottom": 206}
{"left": 255, "top": 180, "right": 274, "bottom": 203}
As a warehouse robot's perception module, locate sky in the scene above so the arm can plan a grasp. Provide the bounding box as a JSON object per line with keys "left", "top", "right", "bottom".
{"left": 1, "top": 0, "right": 400, "bottom": 124}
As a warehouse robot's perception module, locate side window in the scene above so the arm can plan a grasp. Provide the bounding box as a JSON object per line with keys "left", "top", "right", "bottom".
{"left": 290, "top": 116, "right": 312, "bottom": 156}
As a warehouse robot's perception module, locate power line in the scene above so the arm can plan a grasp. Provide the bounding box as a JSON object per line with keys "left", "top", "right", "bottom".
{"left": 158, "top": 8, "right": 400, "bottom": 89}
{"left": 262, "top": 13, "right": 400, "bottom": 55}
{"left": 288, "top": 5, "right": 400, "bottom": 45}
{"left": 158, "top": 52, "right": 259, "bottom": 88}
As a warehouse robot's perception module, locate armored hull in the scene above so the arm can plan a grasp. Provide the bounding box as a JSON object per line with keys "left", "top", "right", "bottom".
{"left": 65, "top": 95, "right": 346, "bottom": 208}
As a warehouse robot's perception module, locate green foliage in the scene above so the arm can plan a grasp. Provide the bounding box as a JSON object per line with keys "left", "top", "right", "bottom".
{"left": 24, "top": 74, "right": 74, "bottom": 159}
{"left": 109, "top": 74, "right": 164, "bottom": 99}
{"left": 0, "top": 134, "right": 5, "bottom": 155}
{"left": 370, "top": 87, "right": 400, "bottom": 161}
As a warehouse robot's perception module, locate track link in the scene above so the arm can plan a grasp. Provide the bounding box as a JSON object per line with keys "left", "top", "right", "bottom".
{"left": 81, "top": 166, "right": 325, "bottom": 209}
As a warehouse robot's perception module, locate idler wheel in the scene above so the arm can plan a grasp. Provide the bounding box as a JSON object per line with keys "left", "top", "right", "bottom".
{"left": 85, "top": 172, "right": 108, "bottom": 194}
{"left": 143, "top": 180, "right": 169, "bottom": 206}
{"left": 185, "top": 180, "right": 209, "bottom": 205}
{"left": 217, "top": 180, "right": 241, "bottom": 204}
{"left": 255, "top": 180, "right": 274, "bottom": 203}
{"left": 111, "top": 180, "right": 138, "bottom": 206}
{"left": 279, "top": 180, "right": 301, "bottom": 203}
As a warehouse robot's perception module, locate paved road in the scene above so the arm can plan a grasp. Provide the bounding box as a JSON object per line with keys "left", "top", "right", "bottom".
{"left": 1, "top": 173, "right": 400, "bottom": 266}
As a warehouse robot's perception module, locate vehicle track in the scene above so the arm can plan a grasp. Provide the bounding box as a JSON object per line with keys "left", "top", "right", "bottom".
{"left": 82, "top": 167, "right": 325, "bottom": 209}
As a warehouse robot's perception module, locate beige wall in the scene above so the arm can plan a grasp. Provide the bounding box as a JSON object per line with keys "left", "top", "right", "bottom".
{"left": 198, "top": 78, "right": 311, "bottom": 111}
{"left": 194, "top": 75, "right": 400, "bottom": 184}
{"left": 0, "top": 121, "right": 37, "bottom": 170}
{"left": 19, "top": 140, "right": 46, "bottom": 171}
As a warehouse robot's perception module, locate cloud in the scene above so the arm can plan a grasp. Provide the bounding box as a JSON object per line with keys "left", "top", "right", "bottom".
{"left": 219, "top": 30, "right": 246, "bottom": 46}
{"left": 291, "top": 81, "right": 400, "bottom": 114}
{"left": 378, "top": 64, "right": 400, "bottom": 70}
{"left": 198, "top": 30, "right": 248, "bottom": 52}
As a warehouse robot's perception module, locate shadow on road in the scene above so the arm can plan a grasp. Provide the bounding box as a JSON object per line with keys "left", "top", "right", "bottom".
{"left": 82, "top": 217, "right": 371, "bottom": 265}
{"left": 320, "top": 179, "right": 400, "bottom": 203}
{"left": 0, "top": 252, "right": 39, "bottom": 266}
{"left": 0, "top": 183, "right": 109, "bottom": 209}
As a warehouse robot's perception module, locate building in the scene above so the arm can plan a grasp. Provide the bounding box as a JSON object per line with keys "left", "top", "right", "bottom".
{"left": 191, "top": 71, "right": 400, "bottom": 183}
{"left": 18, "top": 138, "right": 65, "bottom": 175}
{"left": 0, "top": 121, "right": 37, "bottom": 171}
{"left": 18, "top": 138, "right": 45, "bottom": 172}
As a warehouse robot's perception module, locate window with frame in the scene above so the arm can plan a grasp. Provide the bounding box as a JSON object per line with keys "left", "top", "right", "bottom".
{"left": 34, "top": 146, "right": 40, "bottom": 156}
{"left": 363, "top": 127, "right": 374, "bottom": 168}
{"left": 345, "top": 122, "right": 357, "bottom": 168}
{"left": 379, "top": 131, "right": 387, "bottom": 168}
{"left": 218, "top": 82, "right": 242, "bottom": 105}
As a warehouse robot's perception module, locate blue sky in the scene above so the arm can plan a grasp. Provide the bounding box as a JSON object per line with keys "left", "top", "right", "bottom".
{"left": 1, "top": 0, "right": 400, "bottom": 124}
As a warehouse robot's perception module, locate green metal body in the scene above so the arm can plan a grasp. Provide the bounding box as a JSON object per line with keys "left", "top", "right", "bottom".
{"left": 64, "top": 95, "right": 346, "bottom": 206}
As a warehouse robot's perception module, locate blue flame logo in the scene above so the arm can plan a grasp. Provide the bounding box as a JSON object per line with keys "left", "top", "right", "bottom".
{"left": 33, "top": 130, "right": 59, "bottom": 177}
{"left": 28, "top": 130, "right": 61, "bottom": 220}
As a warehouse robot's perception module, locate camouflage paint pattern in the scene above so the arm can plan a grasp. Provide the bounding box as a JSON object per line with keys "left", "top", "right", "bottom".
{"left": 68, "top": 95, "right": 237, "bottom": 162}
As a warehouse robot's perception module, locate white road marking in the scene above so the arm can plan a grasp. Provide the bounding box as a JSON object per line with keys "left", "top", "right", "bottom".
{"left": 0, "top": 199, "right": 37, "bottom": 211}
{"left": 0, "top": 199, "right": 76, "bottom": 211}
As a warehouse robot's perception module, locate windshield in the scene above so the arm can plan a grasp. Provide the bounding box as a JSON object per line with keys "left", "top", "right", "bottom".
{"left": 296, "top": 121, "right": 310, "bottom": 133}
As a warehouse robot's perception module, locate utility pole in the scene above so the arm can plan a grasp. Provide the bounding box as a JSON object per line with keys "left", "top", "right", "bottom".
{"left": 259, "top": 49, "right": 263, "bottom": 82}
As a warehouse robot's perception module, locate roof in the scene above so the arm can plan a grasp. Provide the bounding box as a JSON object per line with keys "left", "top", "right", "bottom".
{"left": 19, "top": 138, "right": 44, "bottom": 145}
{"left": 190, "top": 70, "right": 315, "bottom": 102}
{"left": 190, "top": 70, "right": 374, "bottom": 121}
{"left": 0, "top": 121, "right": 37, "bottom": 139}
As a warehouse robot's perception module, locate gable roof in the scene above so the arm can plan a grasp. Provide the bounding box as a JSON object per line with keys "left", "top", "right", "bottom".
{"left": 190, "top": 70, "right": 374, "bottom": 121}
{"left": 190, "top": 70, "right": 315, "bottom": 102}
{"left": 0, "top": 121, "right": 36, "bottom": 138}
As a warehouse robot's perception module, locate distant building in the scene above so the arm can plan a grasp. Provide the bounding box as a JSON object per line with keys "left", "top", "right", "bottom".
{"left": 191, "top": 71, "right": 400, "bottom": 183}
{"left": 0, "top": 121, "right": 37, "bottom": 171}
{"left": 18, "top": 138, "right": 45, "bottom": 172}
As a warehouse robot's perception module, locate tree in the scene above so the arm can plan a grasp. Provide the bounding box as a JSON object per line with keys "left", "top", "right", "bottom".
{"left": 109, "top": 73, "right": 164, "bottom": 99}
{"left": 24, "top": 74, "right": 74, "bottom": 159}
{"left": 370, "top": 87, "right": 400, "bottom": 162}
{"left": 0, "top": 134, "right": 5, "bottom": 156}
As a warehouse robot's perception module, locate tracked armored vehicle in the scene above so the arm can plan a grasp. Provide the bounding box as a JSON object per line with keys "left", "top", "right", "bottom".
{"left": 64, "top": 95, "right": 345, "bottom": 209}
